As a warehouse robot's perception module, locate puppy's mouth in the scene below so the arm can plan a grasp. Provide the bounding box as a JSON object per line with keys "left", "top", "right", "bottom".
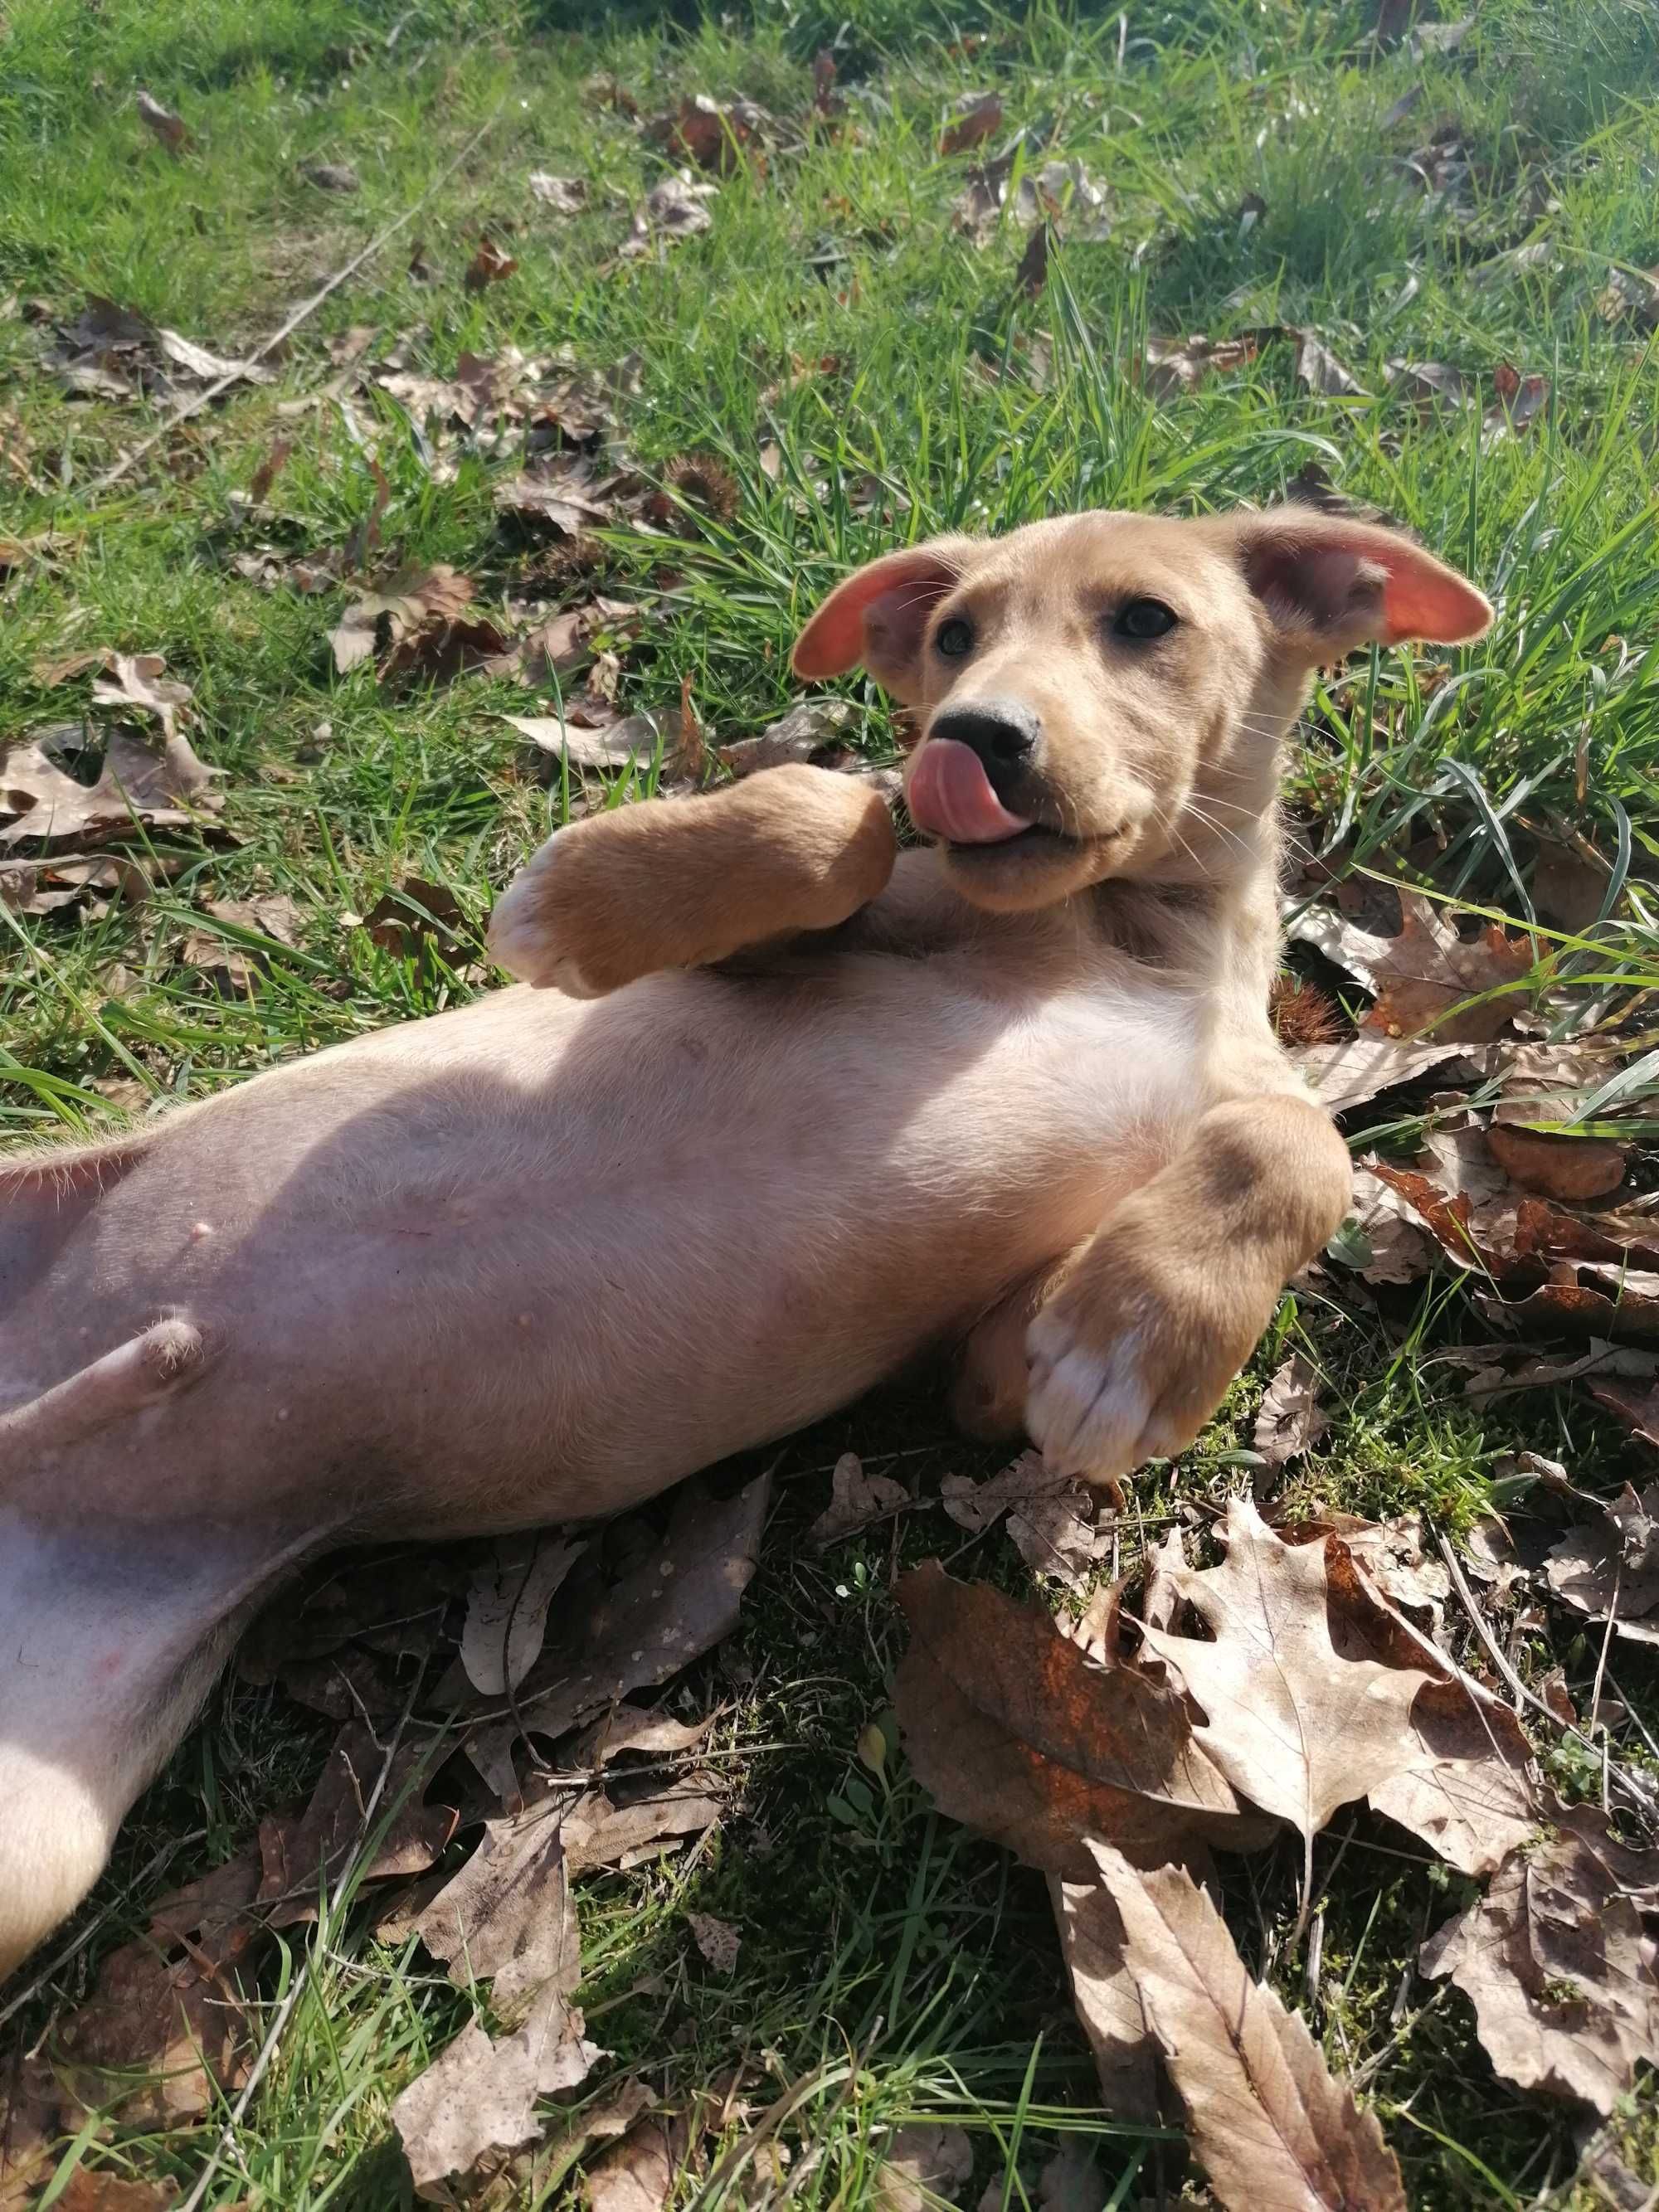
{"left": 907, "top": 740, "right": 1064, "bottom": 850}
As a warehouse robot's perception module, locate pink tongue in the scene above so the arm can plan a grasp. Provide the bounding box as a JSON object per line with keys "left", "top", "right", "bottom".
{"left": 907, "top": 739, "right": 1033, "bottom": 845}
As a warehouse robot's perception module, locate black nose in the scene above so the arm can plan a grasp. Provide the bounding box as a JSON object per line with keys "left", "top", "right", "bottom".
{"left": 927, "top": 698, "right": 1041, "bottom": 800}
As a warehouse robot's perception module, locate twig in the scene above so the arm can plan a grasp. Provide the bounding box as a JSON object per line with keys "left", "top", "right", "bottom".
{"left": 89, "top": 104, "right": 506, "bottom": 497}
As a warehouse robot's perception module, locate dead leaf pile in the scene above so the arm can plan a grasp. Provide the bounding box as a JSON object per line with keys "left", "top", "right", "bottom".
{"left": 2, "top": 645, "right": 224, "bottom": 906}
{"left": 1291, "top": 886, "right": 1535, "bottom": 1043}
{"left": 893, "top": 1495, "right": 1659, "bottom": 2203}
{"left": 645, "top": 95, "right": 773, "bottom": 174}
{"left": 43, "top": 295, "right": 271, "bottom": 404}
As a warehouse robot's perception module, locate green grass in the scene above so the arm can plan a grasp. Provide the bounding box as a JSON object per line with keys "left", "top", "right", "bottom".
{"left": 3, "top": 0, "right": 1659, "bottom": 2204}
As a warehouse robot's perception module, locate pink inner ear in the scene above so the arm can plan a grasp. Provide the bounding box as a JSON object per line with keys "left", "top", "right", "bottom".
{"left": 1243, "top": 520, "right": 1492, "bottom": 648}
{"left": 791, "top": 549, "right": 961, "bottom": 679}
{"left": 1374, "top": 545, "right": 1494, "bottom": 645}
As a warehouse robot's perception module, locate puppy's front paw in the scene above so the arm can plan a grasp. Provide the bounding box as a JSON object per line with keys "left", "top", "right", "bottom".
{"left": 1024, "top": 1231, "right": 1275, "bottom": 1485}
{"left": 487, "top": 831, "right": 609, "bottom": 996}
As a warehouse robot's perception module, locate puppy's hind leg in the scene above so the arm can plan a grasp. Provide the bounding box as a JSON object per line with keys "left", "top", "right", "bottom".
{"left": 0, "top": 1514, "right": 297, "bottom": 1981}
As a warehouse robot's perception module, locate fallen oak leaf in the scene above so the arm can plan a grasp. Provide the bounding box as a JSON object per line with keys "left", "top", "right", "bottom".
{"left": 1052, "top": 1869, "right": 1160, "bottom": 2122}
{"left": 392, "top": 1995, "right": 604, "bottom": 2204}
{"left": 1293, "top": 1036, "right": 1475, "bottom": 1114}
{"left": 619, "top": 172, "right": 718, "bottom": 257}
{"left": 1, "top": 722, "right": 221, "bottom": 852}
{"left": 460, "top": 1534, "right": 585, "bottom": 1696}
{"left": 939, "top": 90, "right": 1003, "bottom": 156}
{"left": 1293, "top": 329, "right": 1365, "bottom": 396}
{"left": 51, "top": 2171, "right": 179, "bottom": 2210}
{"left": 686, "top": 1911, "right": 741, "bottom": 1973}
{"left": 1486, "top": 1122, "right": 1626, "bottom": 1202}
{"left": 646, "top": 94, "right": 771, "bottom": 173}
{"left": 893, "top": 1560, "right": 1272, "bottom": 1880}
{"left": 808, "top": 1451, "right": 907, "bottom": 1548}
{"left": 529, "top": 170, "right": 588, "bottom": 212}
{"left": 585, "top": 2115, "right": 689, "bottom": 2212}
{"left": 503, "top": 712, "right": 664, "bottom": 773}
{"left": 301, "top": 158, "right": 361, "bottom": 193}
{"left": 1137, "top": 1500, "right": 1436, "bottom": 1850}
{"left": 135, "top": 89, "right": 187, "bottom": 153}
{"left": 1545, "top": 1482, "right": 1659, "bottom": 1642}
{"left": 1420, "top": 1802, "right": 1659, "bottom": 2113}
{"left": 255, "top": 1720, "right": 458, "bottom": 1926}
{"left": 1253, "top": 1354, "right": 1327, "bottom": 1466}
{"left": 90, "top": 650, "right": 193, "bottom": 740}
{"left": 1141, "top": 330, "right": 1262, "bottom": 401}
{"left": 413, "top": 1801, "right": 579, "bottom": 2010}
{"left": 1083, "top": 1845, "right": 1408, "bottom": 2211}
{"left": 873, "top": 2125, "right": 975, "bottom": 2212}
{"left": 941, "top": 1450, "right": 1113, "bottom": 1590}
{"left": 465, "top": 236, "right": 518, "bottom": 292}
{"left": 1290, "top": 887, "right": 1536, "bottom": 1043}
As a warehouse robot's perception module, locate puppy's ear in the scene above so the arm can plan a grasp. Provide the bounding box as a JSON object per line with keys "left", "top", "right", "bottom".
{"left": 1224, "top": 510, "right": 1492, "bottom": 659}
{"left": 791, "top": 536, "right": 976, "bottom": 698}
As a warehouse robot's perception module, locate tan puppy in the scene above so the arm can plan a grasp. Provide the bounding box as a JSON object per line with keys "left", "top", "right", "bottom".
{"left": 491, "top": 504, "right": 1490, "bottom": 1474}
{"left": 0, "top": 503, "right": 1488, "bottom": 1977}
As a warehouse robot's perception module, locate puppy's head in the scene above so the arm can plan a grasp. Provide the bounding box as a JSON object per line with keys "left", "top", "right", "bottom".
{"left": 793, "top": 507, "right": 1491, "bottom": 911}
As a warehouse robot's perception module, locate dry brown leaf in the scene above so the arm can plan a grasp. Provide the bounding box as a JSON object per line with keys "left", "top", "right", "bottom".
{"left": 494, "top": 464, "right": 615, "bottom": 535}
{"left": 1597, "top": 265, "right": 1659, "bottom": 331}
{"left": 460, "top": 1534, "right": 585, "bottom": 1696}
{"left": 414, "top": 1803, "right": 579, "bottom": 2009}
{"left": 1138, "top": 1500, "right": 1435, "bottom": 1845}
{"left": 939, "top": 91, "right": 1004, "bottom": 156}
{"left": 809, "top": 1451, "right": 907, "bottom": 1548}
{"left": 1293, "top": 330, "right": 1365, "bottom": 396}
{"left": 647, "top": 94, "right": 771, "bottom": 173}
{"left": 873, "top": 2125, "right": 975, "bottom": 2212}
{"left": 1486, "top": 1123, "right": 1626, "bottom": 1202}
{"left": 1420, "top": 1804, "right": 1659, "bottom": 2112}
{"left": 572, "top": 1701, "right": 716, "bottom": 1769}
{"left": 465, "top": 236, "right": 518, "bottom": 292}
{"left": 1, "top": 722, "right": 221, "bottom": 852}
{"left": 480, "top": 1473, "right": 770, "bottom": 1747}
{"left": 1292, "top": 1037, "right": 1472, "bottom": 1114}
{"left": 1253, "top": 1354, "right": 1328, "bottom": 1466}
{"left": 135, "top": 89, "right": 187, "bottom": 153}
{"left": 155, "top": 329, "right": 272, "bottom": 386}
{"left": 52, "top": 1850, "right": 265, "bottom": 2125}
{"left": 1014, "top": 219, "right": 1050, "bottom": 299}
{"left": 1292, "top": 888, "right": 1535, "bottom": 1042}
{"left": 504, "top": 712, "right": 664, "bottom": 772}
{"left": 620, "top": 172, "right": 718, "bottom": 257}
{"left": 941, "top": 1451, "right": 1112, "bottom": 1589}
{"left": 362, "top": 874, "right": 466, "bottom": 959}
{"left": 561, "top": 1771, "right": 726, "bottom": 1873}
{"left": 256, "top": 1721, "right": 458, "bottom": 1925}
{"left": 301, "top": 159, "right": 361, "bottom": 193}
{"left": 528, "top": 170, "right": 589, "bottom": 212}
{"left": 331, "top": 565, "right": 505, "bottom": 683}
{"left": 686, "top": 1910, "right": 741, "bottom": 1973}
{"left": 585, "top": 2117, "right": 686, "bottom": 2212}
{"left": 42, "top": 2171, "right": 178, "bottom": 2210}
{"left": 717, "top": 698, "right": 856, "bottom": 777}
{"left": 1142, "top": 331, "right": 1262, "bottom": 401}
{"left": 90, "top": 650, "right": 193, "bottom": 739}
{"left": 1052, "top": 1870, "right": 1160, "bottom": 2121}
{"left": 1085, "top": 1845, "right": 1407, "bottom": 2210}
{"left": 1545, "top": 1482, "right": 1659, "bottom": 1642}
{"left": 179, "top": 893, "right": 304, "bottom": 991}
{"left": 894, "top": 1559, "right": 1270, "bottom": 1879}
{"left": 392, "top": 1992, "right": 603, "bottom": 2204}
{"left": 1483, "top": 362, "right": 1550, "bottom": 446}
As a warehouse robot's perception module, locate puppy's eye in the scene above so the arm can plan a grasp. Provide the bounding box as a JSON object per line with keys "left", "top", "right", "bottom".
{"left": 1114, "top": 598, "right": 1179, "bottom": 641}
{"left": 935, "top": 616, "right": 975, "bottom": 659}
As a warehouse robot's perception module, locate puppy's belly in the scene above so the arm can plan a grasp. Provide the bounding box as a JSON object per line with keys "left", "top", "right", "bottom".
{"left": 4, "top": 963, "right": 1200, "bottom": 1534}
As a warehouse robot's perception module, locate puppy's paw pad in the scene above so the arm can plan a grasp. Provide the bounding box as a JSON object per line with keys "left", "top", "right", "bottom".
{"left": 487, "top": 841, "right": 600, "bottom": 996}
{"left": 1024, "top": 1317, "right": 1151, "bottom": 1482}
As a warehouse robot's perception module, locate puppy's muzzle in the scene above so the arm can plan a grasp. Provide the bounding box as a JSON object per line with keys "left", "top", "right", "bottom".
{"left": 910, "top": 698, "right": 1043, "bottom": 846}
